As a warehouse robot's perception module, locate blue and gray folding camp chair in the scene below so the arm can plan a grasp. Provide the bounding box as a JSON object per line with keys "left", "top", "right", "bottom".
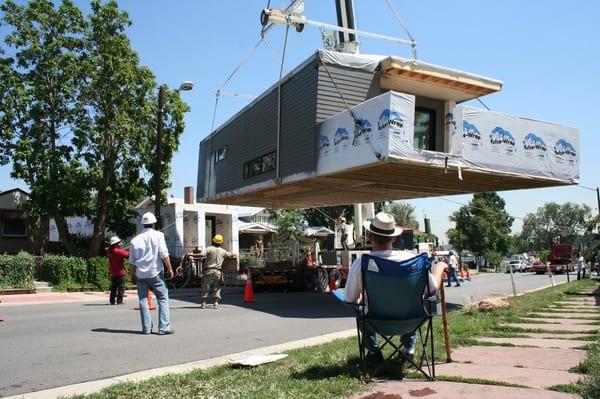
{"left": 354, "top": 252, "right": 436, "bottom": 379}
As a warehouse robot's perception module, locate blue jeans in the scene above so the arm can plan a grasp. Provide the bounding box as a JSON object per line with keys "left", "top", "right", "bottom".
{"left": 447, "top": 268, "right": 460, "bottom": 287}
{"left": 136, "top": 272, "right": 171, "bottom": 334}
{"left": 366, "top": 325, "right": 416, "bottom": 354}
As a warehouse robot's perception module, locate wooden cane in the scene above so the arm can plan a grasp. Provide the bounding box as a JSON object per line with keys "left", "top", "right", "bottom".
{"left": 440, "top": 284, "right": 452, "bottom": 362}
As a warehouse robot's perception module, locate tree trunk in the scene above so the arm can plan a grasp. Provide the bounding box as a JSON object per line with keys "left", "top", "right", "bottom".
{"left": 87, "top": 186, "right": 110, "bottom": 258}
{"left": 30, "top": 216, "right": 49, "bottom": 256}
{"left": 55, "top": 216, "right": 79, "bottom": 255}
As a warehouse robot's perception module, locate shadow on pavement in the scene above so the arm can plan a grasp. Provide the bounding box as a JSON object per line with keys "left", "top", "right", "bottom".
{"left": 169, "top": 290, "right": 355, "bottom": 319}
{"left": 91, "top": 328, "right": 142, "bottom": 335}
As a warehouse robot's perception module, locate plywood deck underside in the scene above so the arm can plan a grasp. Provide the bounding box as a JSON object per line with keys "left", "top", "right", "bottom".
{"left": 206, "top": 161, "right": 570, "bottom": 209}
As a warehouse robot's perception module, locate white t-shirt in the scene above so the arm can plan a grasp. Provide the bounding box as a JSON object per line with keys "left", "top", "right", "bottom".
{"left": 345, "top": 250, "right": 438, "bottom": 304}
{"left": 129, "top": 228, "right": 169, "bottom": 279}
{"left": 448, "top": 254, "right": 458, "bottom": 270}
{"left": 577, "top": 256, "right": 585, "bottom": 271}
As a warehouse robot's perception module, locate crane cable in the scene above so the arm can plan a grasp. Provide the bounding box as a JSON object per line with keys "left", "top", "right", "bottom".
{"left": 275, "top": 23, "right": 291, "bottom": 184}
{"left": 383, "top": 0, "right": 418, "bottom": 60}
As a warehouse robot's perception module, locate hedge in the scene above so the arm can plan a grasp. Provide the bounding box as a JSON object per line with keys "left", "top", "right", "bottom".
{"left": 0, "top": 251, "right": 36, "bottom": 289}
{"left": 38, "top": 255, "right": 88, "bottom": 289}
{"left": 87, "top": 257, "right": 111, "bottom": 291}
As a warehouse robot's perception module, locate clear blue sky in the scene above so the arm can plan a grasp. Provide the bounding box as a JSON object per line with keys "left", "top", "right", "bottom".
{"left": 1, "top": 0, "right": 599, "bottom": 242}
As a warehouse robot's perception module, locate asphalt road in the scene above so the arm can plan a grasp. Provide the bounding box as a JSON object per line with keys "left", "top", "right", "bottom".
{"left": 0, "top": 271, "right": 576, "bottom": 397}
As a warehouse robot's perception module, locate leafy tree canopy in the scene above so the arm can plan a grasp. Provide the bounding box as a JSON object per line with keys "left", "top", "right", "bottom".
{"left": 301, "top": 206, "right": 352, "bottom": 229}
{"left": 376, "top": 201, "right": 419, "bottom": 230}
{"left": 0, "top": 0, "right": 189, "bottom": 256}
{"left": 518, "top": 202, "right": 593, "bottom": 252}
{"left": 447, "top": 192, "right": 513, "bottom": 257}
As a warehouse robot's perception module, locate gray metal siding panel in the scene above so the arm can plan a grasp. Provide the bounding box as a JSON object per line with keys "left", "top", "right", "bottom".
{"left": 196, "top": 143, "right": 209, "bottom": 201}
{"left": 205, "top": 82, "right": 281, "bottom": 195}
{"left": 316, "top": 64, "right": 379, "bottom": 123}
{"left": 279, "top": 60, "right": 319, "bottom": 178}
{"left": 198, "top": 56, "right": 381, "bottom": 199}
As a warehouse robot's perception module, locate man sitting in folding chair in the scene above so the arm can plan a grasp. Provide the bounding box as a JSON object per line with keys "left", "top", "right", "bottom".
{"left": 345, "top": 212, "right": 446, "bottom": 377}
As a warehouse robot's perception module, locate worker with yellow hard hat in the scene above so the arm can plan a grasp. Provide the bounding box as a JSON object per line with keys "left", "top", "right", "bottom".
{"left": 199, "top": 234, "right": 236, "bottom": 308}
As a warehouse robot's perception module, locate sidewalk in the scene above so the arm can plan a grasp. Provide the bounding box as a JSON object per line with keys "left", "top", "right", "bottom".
{"left": 0, "top": 290, "right": 116, "bottom": 306}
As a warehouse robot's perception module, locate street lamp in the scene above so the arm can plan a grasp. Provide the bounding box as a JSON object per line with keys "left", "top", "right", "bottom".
{"left": 155, "top": 81, "right": 194, "bottom": 229}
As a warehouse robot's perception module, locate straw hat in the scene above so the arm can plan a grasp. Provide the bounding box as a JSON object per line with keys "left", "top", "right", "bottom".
{"left": 363, "top": 212, "right": 403, "bottom": 237}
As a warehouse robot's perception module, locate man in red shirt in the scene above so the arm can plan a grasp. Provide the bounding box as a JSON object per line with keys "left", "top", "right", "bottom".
{"left": 107, "top": 236, "right": 130, "bottom": 305}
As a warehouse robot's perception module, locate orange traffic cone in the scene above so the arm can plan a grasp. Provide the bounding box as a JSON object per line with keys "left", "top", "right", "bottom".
{"left": 329, "top": 272, "right": 337, "bottom": 292}
{"left": 134, "top": 289, "right": 157, "bottom": 310}
{"left": 243, "top": 270, "right": 255, "bottom": 303}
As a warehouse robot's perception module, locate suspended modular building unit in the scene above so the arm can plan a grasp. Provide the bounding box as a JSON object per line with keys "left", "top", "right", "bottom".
{"left": 197, "top": 49, "right": 579, "bottom": 208}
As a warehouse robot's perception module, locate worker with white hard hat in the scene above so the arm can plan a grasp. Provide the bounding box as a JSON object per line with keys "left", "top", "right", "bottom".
{"left": 128, "top": 212, "right": 175, "bottom": 335}
{"left": 106, "top": 236, "right": 129, "bottom": 305}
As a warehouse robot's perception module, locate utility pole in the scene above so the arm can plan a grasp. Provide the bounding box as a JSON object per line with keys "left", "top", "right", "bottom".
{"left": 155, "top": 85, "right": 166, "bottom": 230}
{"left": 596, "top": 187, "right": 600, "bottom": 230}
{"left": 153, "top": 81, "right": 193, "bottom": 231}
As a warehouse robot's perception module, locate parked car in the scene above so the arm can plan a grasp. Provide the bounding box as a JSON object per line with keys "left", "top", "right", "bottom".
{"left": 532, "top": 261, "right": 573, "bottom": 274}
{"left": 532, "top": 261, "right": 548, "bottom": 274}
{"left": 506, "top": 260, "right": 526, "bottom": 273}
{"left": 523, "top": 261, "right": 535, "bottom": 272}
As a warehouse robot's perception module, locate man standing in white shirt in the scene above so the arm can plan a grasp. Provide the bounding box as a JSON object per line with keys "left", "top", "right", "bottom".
{"left": 447, "top": 250, "right": 461, "bottom": 287}
{"left": 129, "top": 212, "right": 175, "bottom": 335}
{"left": 576, "top": 252, "right": 586, "bottom": 280}
{"left": 345, "top": 212, "right": 445, "bottom": 365}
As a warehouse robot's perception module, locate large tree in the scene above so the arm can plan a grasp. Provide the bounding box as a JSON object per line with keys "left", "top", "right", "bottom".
{"left": 447, "top": 192, "right": 514, "bottom": 265}
{"left": 0, "top": 0, "right": 189, "bottom": 256}
{"left": 78, "top": 0, "right": 189, "bottom": 256}
{"left": 0, "top": 0, "right": 89, "bottom": 254}
{"left": 518, "top": 202, "right": 593, "bottom": 251}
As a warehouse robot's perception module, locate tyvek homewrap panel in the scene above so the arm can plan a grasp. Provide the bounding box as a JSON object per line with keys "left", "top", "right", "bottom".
{"left": 317, "top": 91, "right": 415, "bottom": 175}
{"left": 452, "top": 106, "right": 579, "bottom": 182}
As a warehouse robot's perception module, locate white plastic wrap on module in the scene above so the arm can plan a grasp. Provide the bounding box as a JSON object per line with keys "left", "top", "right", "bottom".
{"left": 452, "top": 106, "right": 579, "bottom": 181}
{"left": 317, "top": 91, "right": 416, "bottom": 175}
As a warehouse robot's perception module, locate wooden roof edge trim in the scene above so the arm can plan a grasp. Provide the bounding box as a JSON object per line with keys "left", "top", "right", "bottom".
{"left": 381, "top": 60, "right": 502, "bottom": 93}
{"left": 380, "top": 57, "right": 503, "bottom": 87}
{"left": 385, "top": 71, "right": 496, "bottom": 96}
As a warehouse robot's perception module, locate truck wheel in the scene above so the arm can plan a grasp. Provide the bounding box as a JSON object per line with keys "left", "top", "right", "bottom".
{"left": 329, "top": 269, "right": 342, "bottom": 289}
{"left": 316, "top": 268, "right": 329, "bottom": 292}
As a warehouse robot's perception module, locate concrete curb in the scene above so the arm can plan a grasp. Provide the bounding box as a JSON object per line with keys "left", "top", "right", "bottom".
{"left": 3, "top": 329, "right": 357, "bottom": 399}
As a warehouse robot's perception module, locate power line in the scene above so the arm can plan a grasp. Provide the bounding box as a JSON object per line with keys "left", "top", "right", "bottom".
{"left": 578, "top": 184, "right": 597, "bottom": 192}
{"left": 436, "top": 196, "right": 589, "bottom": 233}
